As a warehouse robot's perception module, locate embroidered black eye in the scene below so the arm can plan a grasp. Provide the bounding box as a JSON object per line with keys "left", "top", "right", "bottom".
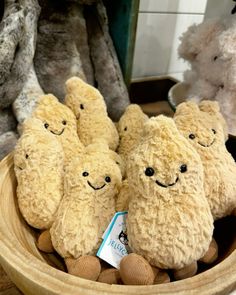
{"left": 189, "top": 134, "right": 195, "bottom": 140}
{"left": 80, "top": 104, "right": 84, "bottom": 110}
{"left": 180, "top": 164, "right": 187, "bottom": 173}
{"left": 25, "top": 154, "right": 29, "bottom": 159}
{"left": 124, "top": 127, "right": 127, "bottom": 131}
{"left": 105, "top": 176, "right": 111, "bottom": 183}
{"left": 62, "top": 120, "right": 67, "bottom": 125}
{"left": 212, "top": 129, "right": 216, "bottom": 134}
{"left": 44, "top": 123, "right": 49, "bottom": 129}
{"left": 82, "top": 171, "right": 89, "bottom": 177}
{"left": 213, "top": 56, "right": 218, "bottom": 61}
{"left": 145, "top": 167, "right": 155, "bottom": 177}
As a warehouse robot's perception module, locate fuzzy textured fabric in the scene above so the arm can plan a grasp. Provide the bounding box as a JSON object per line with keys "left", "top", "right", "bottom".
{"left": 50, "top": 143, "right": 122, "bottom": 258}
{"left": 65, "top": 77, "right": 119, "bottom": 150}
{"left": 178, "top": 17, "right": 236, "bottom": 135}
{"left": 32, "top": 94, "right": 84, "bottom": 163}
{"left": 116, "top": 179, "right": 130, "bottom": 212}
{"left": 85, "top": 1, "right": 130, "bottom": 121}
{"left": 126, "top": 115, "right": 213, "bottom": 270}
{"left": 0, "top": 131, "right": 18, "bottom": 161}
{"left": 0, "top": 0, "right": 41, "bottom": 108}
{"left": 174, "top": 101, "right": 236, "bottom": 220}
{"left": 117, "top": 104, "right": 148, "bottom": 162}
{"left": 0, "top": 108, "right": 17, "bottom": 136}
{"left": 12, "top": 65, "right": 44, "bottom": 123}
{"left": 34, "top": 1, "right": 86, "bottom": 101}
{"left": 14, "top": 118, "right": 64, "bottom": 229}
{"left": 67, "top": 2, "right": 95, "bottom": 85}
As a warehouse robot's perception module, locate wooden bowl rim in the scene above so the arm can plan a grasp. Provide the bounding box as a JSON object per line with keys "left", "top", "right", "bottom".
{"left": 0, "top": 154, "right": 235, "bottom": 295}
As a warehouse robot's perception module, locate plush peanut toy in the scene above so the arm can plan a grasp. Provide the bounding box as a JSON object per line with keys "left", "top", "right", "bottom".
{"left": 14, "top": 118, "right": 64, "bottom": 230}
{"left": 120, "top": 115, "right": 214, "bottom": 285}
{"left": 65, "top": 77, "right": 119, "bottom": 150}
{"left": 50, "top": 143, "right": 122, "bottom": 280}
{"left": 117, "top": 104, "right": 148, "bottom": 162}
{"left": 174, "top": 101, "right": 236, "bottom": 220}
{"left": 32, "top": 94, "right": 84, "bottom": 163}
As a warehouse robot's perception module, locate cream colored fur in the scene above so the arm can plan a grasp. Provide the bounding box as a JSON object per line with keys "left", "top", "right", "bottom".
{"left": 178, "top": 17, "right": 236, "bottom": 135}
{"left": 174, "top": 101, "right": 236, "bottom": 220}
{"left": 32, "top": 94, "right": 84, "bottom": 164}
{"left": 65, "top": 77, "right": 119, "bottom": 150}
{"left": 117, "top": 104, "right": 148, "bottom": 162}
{"left": 126, "top": 115, "right": 213, "bottom": 269}
{"left": 50, "top": 143, "right": 122, "bottom": 258}
{"left": 14, "top": 118, "right": 64, "bottom": 229}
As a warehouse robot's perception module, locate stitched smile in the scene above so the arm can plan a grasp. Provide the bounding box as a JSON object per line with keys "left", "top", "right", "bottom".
{"left": 155, "top": 177, "right": 179, "bottom": 188}
{"left": 198, "top": 139, "right": 215, "bottom": 147}
{"left": 50, "top": 129, "right": 65, "bottom": 136}
{"left": 16, "top": 166, "right": 23, "bottom": 170}
{"left": 87, "top": 181, "right": 106, "bottom": 190}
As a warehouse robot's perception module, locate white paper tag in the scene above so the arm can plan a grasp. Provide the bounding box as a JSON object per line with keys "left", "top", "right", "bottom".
{"left": 97, "top": 211, "right": 131, "bottom": 269}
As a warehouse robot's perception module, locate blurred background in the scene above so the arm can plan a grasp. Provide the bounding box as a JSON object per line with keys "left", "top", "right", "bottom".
{"left": 132, "top": 0, "right": 235, "bottom": 81}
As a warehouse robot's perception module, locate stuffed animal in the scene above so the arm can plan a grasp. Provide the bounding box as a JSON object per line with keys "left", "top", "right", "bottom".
{"left": 117, "top": 104, "right": 148, "bottom": 162}
{"left": 174, "top": 101, "right": 236, "bottom": 220}
{"left": 116, "top": 179, "right": 130, "bottom": 212}
{"left": 64, "top": 77, "right": 119, "bottom": 150}
{"left": 14, "top": 118, "right": 64, "bottom": 230}
{"left": 32, "top": 94, "right": 84, "bottom": 163}
{"left": 178, "top": 17, "right": 236, "bottom": 135}
{"left": 120, "top": 115, "right": 214, "bottom": 285}
{"left": 50, "top": 143, "right": 122, "bottom": 280}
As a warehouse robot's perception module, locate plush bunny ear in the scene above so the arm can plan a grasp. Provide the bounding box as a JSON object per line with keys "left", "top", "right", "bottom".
{"left": 199, "top": 100, "right": 228, "bottom": 139}
{"left": 144, "top": 115, "right": 180, "bottom": 140}
{"left": 65, "top": 76, "right": 101, "bottom": 101}
{"left": 178, "top": 19, "right": 223, "bottom": 61}
{"left": 175, "top": 101, "right": 199, "bottom": 117}
{"left": 37, "top": 94, "right": 59, "bottom": 106}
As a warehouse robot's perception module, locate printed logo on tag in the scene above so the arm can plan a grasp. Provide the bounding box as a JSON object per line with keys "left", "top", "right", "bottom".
{"left": 97, "top": 211, "right": 131, "bottom": 269}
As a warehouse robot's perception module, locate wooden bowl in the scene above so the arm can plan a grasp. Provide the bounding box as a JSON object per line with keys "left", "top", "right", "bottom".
{"left": 0, "top": 154, "right": 236, "bottom": 295}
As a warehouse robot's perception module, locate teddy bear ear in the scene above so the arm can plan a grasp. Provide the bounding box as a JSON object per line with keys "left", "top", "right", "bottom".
{"left": 144, "top": 115, "right": 180, "bottom": 139}
{"left": 37, "top": 94, "right": 59, "bottom": 106}
{"left": 178, "top": 19, "right": 223, "bottom": 61}
{"left": 199, "top": 100, "right": 228, "bottom": 139}
{"left": 175, "top": 101, "right": 199, "bottom": 117}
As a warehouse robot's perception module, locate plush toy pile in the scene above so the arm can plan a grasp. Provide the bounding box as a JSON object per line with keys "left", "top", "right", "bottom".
{"left": 178, "top": 17, "right": 236, "bottom": 136}
{"left": 13, "top": 77, "right": 236, "bottom": 286}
